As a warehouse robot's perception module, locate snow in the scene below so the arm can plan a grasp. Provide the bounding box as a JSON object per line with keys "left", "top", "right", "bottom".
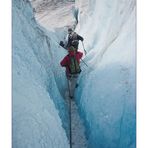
{"left": 31, "top": 0, "right": 76, "bottom": 29}
{"left": 71, "top": 100, "right": 88, "bottom": 148}
{"left": 65, "top": 89, "right": 88, "bottom": 148}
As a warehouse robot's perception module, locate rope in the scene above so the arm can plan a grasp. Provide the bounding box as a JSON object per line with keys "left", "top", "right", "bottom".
{"left": 82, "top": 41, "right": 87, "bottom": 55}
{"left": 67, "top": 79, "right": 72, "bottom": 148}
{"left": 69, "top": 96, "right": 72, "bottom": 148}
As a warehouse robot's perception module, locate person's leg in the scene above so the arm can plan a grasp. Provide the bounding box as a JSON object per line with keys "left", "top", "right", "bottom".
{"left": 70, "top": 74, "right": 79, "bottom": 98}
{"left": 67, "top": 79, "right": 73, "bottom": 99}
{"left": 66, "top": 74, "right": 74, "bottom": 99}
{"left": 75, "top": 83, "right": 79, "bottom": 88}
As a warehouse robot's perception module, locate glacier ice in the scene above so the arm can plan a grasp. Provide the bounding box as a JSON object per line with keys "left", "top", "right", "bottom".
{"left": 75, "top": 0, "right": 136, "bottom": 148}
{"left": 12, "top": 0, "right": 69, "bottom": 148}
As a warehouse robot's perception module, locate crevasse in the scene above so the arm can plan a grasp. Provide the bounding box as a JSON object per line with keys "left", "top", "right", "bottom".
{"left": 75, "top": 0, "right": 136, "bottom": 148}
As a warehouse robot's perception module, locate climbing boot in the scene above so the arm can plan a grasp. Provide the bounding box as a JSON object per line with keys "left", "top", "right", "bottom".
{"left": 69, "top": 95, "right": 73, "bottom": 99}
{"left": 75, "top": 83, "right": 79, "bottom": 88}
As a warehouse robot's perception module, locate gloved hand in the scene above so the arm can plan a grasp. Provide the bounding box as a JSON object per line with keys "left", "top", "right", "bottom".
{"left": 59, "top": 41, "right": 64, "bottom": 47}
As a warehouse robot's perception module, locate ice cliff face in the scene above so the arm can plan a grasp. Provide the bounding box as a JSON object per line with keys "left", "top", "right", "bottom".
{"left": 12, "top": 0, "right": 69, "bottom": 148}
{"left": 75, "top": 0, "right": 136, "bottom": 148}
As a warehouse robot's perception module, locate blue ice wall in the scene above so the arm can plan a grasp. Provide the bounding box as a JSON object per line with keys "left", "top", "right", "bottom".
{"left": 12, "top": 0, "right": 69, "bottom": 147}
{"left": 75, "top": 0, "right": 136, "bottom": 147}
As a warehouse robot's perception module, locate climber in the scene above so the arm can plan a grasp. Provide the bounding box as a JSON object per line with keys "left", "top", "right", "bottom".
{"left": 67, "top": 27, "right": 84, "bottom": 49}
{"left": 60, "top": 46, "right": 83, "bottom": 98}
{"left": 59, "top": 27, "right": 84, "bottom": 50}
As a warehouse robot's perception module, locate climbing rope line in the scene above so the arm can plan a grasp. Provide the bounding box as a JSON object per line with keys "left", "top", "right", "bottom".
{"left": 67, "top": 79, "right": 72, "bottom": 148}
{"left": 67, "top": 77, "right": 88, "bottom": 148}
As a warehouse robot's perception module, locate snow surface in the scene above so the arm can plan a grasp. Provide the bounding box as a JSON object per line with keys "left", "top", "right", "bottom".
{"left": 65, "top": 90, "right": 88, "bottom": 148}
{"left": 31, "top": 0, "right": 76, "bottom": 29}
{"left": 71, "top": 100, "right": 88, "bottom": 148}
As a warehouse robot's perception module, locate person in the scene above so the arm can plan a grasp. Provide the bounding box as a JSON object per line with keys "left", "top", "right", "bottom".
{"left": 66, "top": 28, "right": 84, "bottom": 50}
{"left": 59, "top": 27, "right": 84, "bottom": 50}
{"left": 60, "top": 46, "right": 83, "bottom": 98}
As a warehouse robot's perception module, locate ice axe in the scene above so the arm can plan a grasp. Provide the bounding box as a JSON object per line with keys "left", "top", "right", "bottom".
{"left": 82, "top": 41, "right": 87, "bottom": 55}
{"left": 81, "top": 59, "right": 94, "bottom": 71}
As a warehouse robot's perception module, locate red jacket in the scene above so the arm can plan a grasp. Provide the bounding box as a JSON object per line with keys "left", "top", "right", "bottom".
{"left": 60, "top": 51, "right": 83, "bottom": 75}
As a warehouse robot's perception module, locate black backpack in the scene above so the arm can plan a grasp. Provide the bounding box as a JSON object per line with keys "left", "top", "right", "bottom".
{"left": 69, "top": 32, "right": 78, "bottom": 46}
{"left": 68, "top": 54, "right": 81, "bottom": 74}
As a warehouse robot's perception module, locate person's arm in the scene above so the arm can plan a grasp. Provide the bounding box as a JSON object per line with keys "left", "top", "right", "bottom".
{"left": 60, "top": 58, "right": 66, "bottom": 67}
{"left": 77, "top": 51, "right": 83, "bottom": 59}
{"left": 77, "top": 34, "right": 84, "bottom": 41}
{"left": 60, "top": 56, "right": 68, "bottom": 67}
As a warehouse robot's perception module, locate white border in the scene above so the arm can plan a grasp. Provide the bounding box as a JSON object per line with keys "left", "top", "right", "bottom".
{"left": 0, "top": 0, "right": 11, "bottom": 148}
{"left": 0, "top": 0, "right": 148, "bottom": 148}
{"left": 137, "top": 0, "right": 148, "bottom": 148}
